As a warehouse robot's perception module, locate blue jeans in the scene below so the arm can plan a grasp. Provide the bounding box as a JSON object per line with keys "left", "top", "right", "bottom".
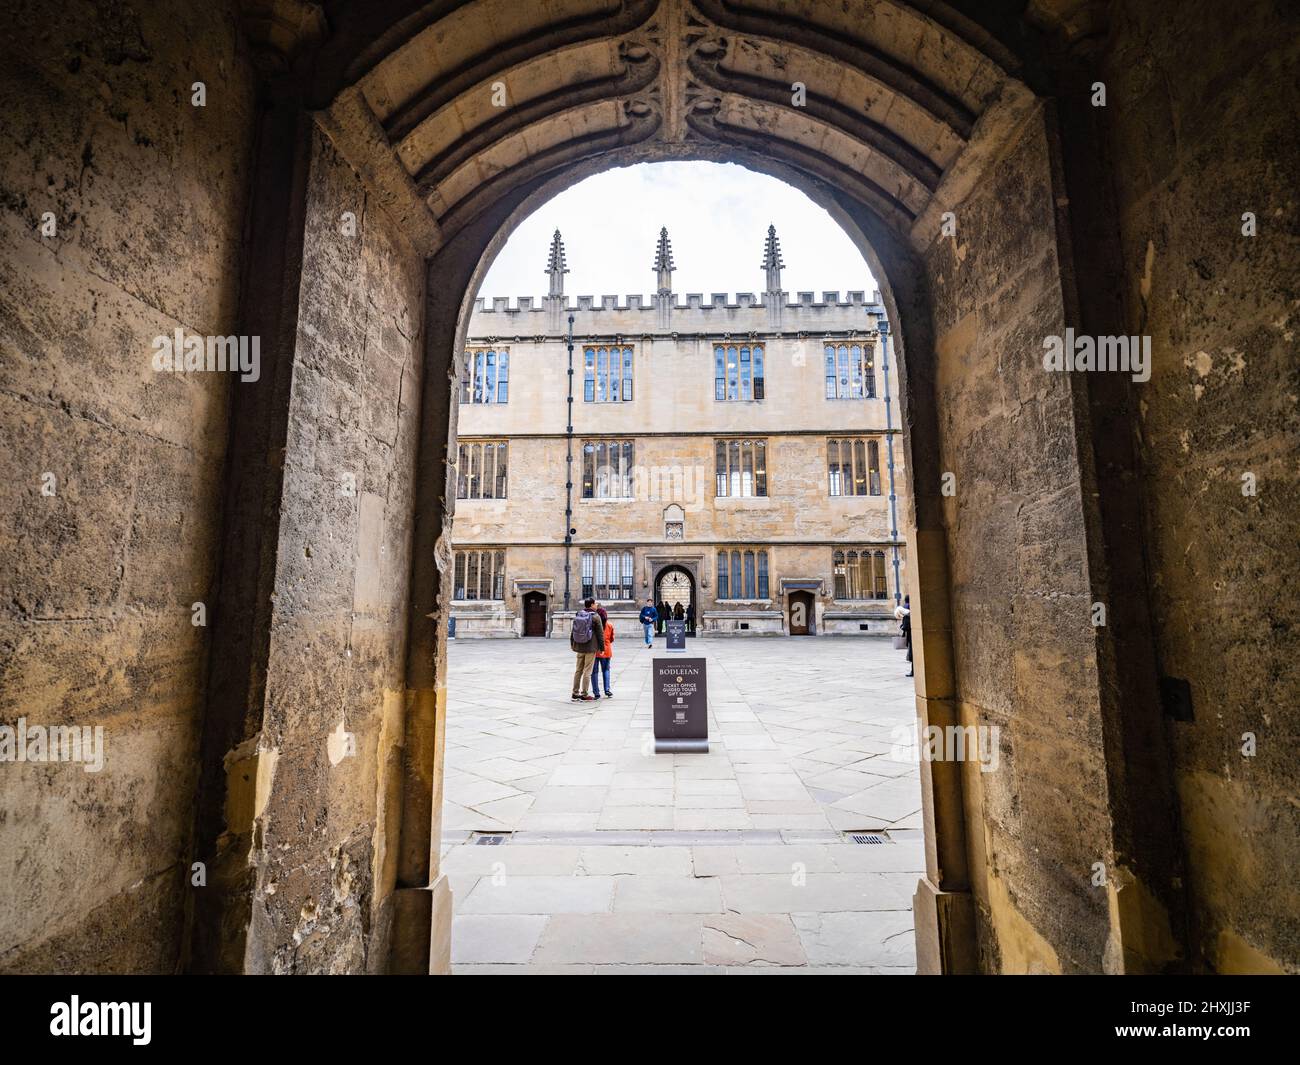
{"left": 591, "top": 657, "right": 611, "bottom": 695}
{"left": 642, "top": 622, "right": 654, "bottom": 645}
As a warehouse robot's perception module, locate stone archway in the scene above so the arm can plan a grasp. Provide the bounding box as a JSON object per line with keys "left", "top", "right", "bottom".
{"left": 654, "top": 564, "right": 697, "bottom": 636}
{"left": 7, "top": 0, "right": 1294, "bottom": 980}
{"left": 165, "top": 0, "right": 1225, "bottom": 978}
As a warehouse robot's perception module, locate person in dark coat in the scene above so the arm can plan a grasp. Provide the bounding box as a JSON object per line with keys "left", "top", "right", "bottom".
{"left": 673, "top": 602, "right": 684, "bottom": 620}
{"left": 896, "top": 595, "right": 913, "bottom": 677}
{"left": 685, "top": 603, "right": 695, "bottom": 633}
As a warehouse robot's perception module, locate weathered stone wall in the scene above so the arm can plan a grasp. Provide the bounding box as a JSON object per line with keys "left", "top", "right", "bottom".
{"left": 0, "top": 0, "right": 255, "bottom": 972}
{"left": 922, "top": 105, "right": 1114, "bottom": 972}
{"left": 236, "top": 125, "right": 426, "bottom": 974}
{"left": 1104, "top": 0, "right": 1300, "bottom": 973}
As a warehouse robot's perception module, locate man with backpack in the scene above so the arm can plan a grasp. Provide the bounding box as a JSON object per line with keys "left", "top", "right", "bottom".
{"left": 570, "top": 597, "right": 606, "bottom": 701}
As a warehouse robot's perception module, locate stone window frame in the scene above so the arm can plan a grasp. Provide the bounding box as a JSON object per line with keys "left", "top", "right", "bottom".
{"left": 580, "top": 438, "right": 635, "bottom": 499}
{"left": 453, "top": 549, "right": 506, "bottom": 601}
{"left": 460, "top": 347, "right": 509, "bottom": 404}
{"left": 580, "top": 548, "right": 635, "bottom": 602}
{"left": 823, "top": 340, "right": 875, "bottom": 400}
{"left": 716, "top": 548, "right": 770, "bottom": 600}
{"left": 455, "top": 439, "right": 508, "bottom": 499}
{"left": 832, "top": 548, "right": 889, "bottom": 600}
{"left": 714, "top": 438, "right": 768, "bottom": 497}
{"left": 827, "top": 436, "right": 882, "bottom": 497}
{"left": 583, "top": 344, "right": 634, "bottom": 403}
{"left": 713, "top": 341, "right": 765, "bottom": 401}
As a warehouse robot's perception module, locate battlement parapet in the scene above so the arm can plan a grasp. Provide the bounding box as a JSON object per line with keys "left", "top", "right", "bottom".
{"left": 472, "top": 288, "right": 883, "bottom": 315}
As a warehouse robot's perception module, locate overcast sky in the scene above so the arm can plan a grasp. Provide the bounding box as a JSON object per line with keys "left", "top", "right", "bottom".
{"left": 477, "top": 161, "right": 878, "bottom": 301}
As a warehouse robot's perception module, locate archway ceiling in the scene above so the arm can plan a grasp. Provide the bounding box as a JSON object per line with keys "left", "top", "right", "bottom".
{"left": 255, "top": 0, "right": 1059, "bottom": 254}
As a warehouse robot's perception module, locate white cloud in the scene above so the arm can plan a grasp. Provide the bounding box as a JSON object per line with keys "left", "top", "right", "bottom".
{"left": 476, "top": 161, "right": 878, "bottom": 301}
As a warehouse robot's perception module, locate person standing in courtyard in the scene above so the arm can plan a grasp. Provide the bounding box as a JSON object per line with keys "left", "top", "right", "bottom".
{"left": 896, "top": 596, "right": 913, "bottom": 678}
{"left": 570, "top": 597, "right": 605, "bottom": 700}
{"left": 591, "top": 612, "right": 615, "bottom": 699}
{"left": 639, "top": 598, "right": 657, "bottom": 647}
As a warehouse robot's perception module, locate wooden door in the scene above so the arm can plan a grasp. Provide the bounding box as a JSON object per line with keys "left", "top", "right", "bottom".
{"left": 788, "top": 591, "right": 814, "bottom": 635}
{"left": 523, "top": 593, "right": 547, "bottom": 637}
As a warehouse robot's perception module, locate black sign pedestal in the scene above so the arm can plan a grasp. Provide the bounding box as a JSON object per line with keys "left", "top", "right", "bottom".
{"left": 665, "top": 619, "right": 687, "bottom": 651}
{"left": 653, "top": 656, "right": 708, "bottom": 754}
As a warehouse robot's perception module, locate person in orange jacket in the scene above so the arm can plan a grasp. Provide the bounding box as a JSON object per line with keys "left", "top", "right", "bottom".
{"left": 590, "top": 615, "right": 615, "bottom": 699}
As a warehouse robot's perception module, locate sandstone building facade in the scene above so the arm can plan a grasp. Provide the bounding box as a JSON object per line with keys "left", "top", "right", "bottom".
{"left": 450, "top": 227, "right": 906, "bottom": 638}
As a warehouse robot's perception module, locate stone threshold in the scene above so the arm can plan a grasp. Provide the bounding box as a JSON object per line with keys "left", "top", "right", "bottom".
{"left": 443, "top": 828, "right": 923, "bottom": 847}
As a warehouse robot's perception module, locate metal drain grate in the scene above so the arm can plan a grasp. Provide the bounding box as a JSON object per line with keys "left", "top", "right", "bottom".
{"left": 850, "top": 832, "right": 888, "bottom": 845}
{"left": 474, "top": 833, "right": 509, "bottom": 846}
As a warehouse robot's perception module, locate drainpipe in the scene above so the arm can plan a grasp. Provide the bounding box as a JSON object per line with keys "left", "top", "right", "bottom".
{"left": 880, "top": 318, "right": 902, "bottom": 604}
{"left": 563, "top": 313, "right": 575, "bottom": 610}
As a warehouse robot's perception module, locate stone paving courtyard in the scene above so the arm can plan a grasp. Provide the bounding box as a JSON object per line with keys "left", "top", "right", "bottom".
{"left": 440, "top": 635, "right": 924, "bottom": 973}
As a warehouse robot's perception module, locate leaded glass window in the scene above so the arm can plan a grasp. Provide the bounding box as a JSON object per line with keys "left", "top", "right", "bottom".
{"left": 823, "top": 342, "right": 876, "bottom": 399}
{"left": 713, "top": 344, "right": 764, "bottom": 401}
{"left": 582, "top": 439, "right": 634, "bottom": 498}
{"left": 583, "top": 346, "right": 634, "bottom": 403}
{"left": 456, "top": 441, "right": 508, "bottom": 499}
{"left": 453, "top": 549, "right": 505, "bottom": 600}
{"left": 717, "top": 549, "right": 770, "bottom": 599}
{"left": 716, "top": 439, "right": 768, "bottom": 497}
{"left": 827, "top": 437, "right": 883, "bottom": 497}
{"left": 581, "top": 550, "right": 635, "bottom": 600}
{"left": 461, "top": 348, "right": 509, "bottom": 404}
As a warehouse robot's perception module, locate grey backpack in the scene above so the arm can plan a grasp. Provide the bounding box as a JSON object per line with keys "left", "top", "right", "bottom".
{"left": 571, "top": 610, "right": 594, "bottom": 643}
